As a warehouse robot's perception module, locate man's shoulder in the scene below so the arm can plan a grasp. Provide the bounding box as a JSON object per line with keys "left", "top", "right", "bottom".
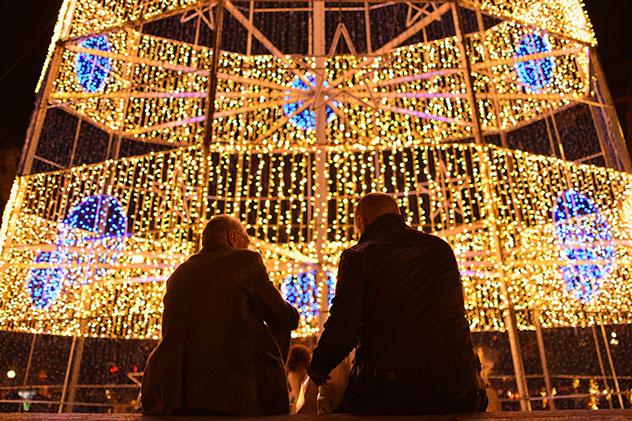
{"left": 179, "top": 248, "right": 261, "bottom": 273}
{"left": 421, "top": 232, "right": 453, "bottom": 249}
{"left": 217, "top": 248, "right": 265, "bottom": 272}
{"left": 198, "top": 247, "right": 261, "bottom": 261}
{"left": 231, "top": 248, "right": 262, "bottom": 263}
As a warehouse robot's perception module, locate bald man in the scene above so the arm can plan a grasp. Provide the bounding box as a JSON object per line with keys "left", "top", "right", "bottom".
{"left": 309, "top": 193, "right": 487, "bottom": 414}
{"left": 142, "top": 215, "right": 299, "bottom": 416}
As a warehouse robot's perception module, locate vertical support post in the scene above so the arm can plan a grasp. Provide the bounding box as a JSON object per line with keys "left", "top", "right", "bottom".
{"left": 543, "top": 115, "right": 559, "bottom": 159}
{"left": 200, "top": 0, "right": 226, "bottom": 250}
{"left": 22, "top": 335, "right": 37, "bottom": 387}
{"left": 68, "top": 119, "right": 82, "bottom": 168}
{"left": 588, "top": 104, "right": 613, "bottom": 168}
{"left": 363, "top": 2, "right": 372, "bottom": 54}
{"left": 599, "top": 323, "right": 624, "bottom": 409}
{"left": 452, "top": 1, "right": 530, "bottom": 411}
{"left": 113, "top": 23, "right": 144, "bottom": 161}
{"left": 591, "top": 323, "right": 614, "bottom": 409}
{"left": 111, "top": 135, "right": 123, "bottom": 160}
{"left": 313, "top": 0, "right": 330, "bottom": 332}
{"left": 58, "top": 336, "right": 77, "bottom": 413}
{"left": 65, "top": 277, "right": 93, "bottom": 413}
{"left": 105, "top": 132, "right": 114, "bottom": 160}
{"left": 65, "top": 334, "right": 86, "bottom": 413}
{"left": 194, "top": 9, "right": 202, "bottom": 47}
{"left": 246, "top": 0, "right": 255, "bottom": 55}
{"left": 20, "top": 0, "right": 77, "bottom": 175}
{"left": 590, "top": 48, "right": 632, "bottom": 171}
{"left": 548, "top": 110, "right": 576, "bottom": 188}
{"left": 19, "top": 44, "right": 63, "bottom": 176}
{"left": 533, "top": 311, "right": 555, "bottom": 410}
{"left": 474, "top": 8, "right": 507, "bottom": 148}
{"left": 549, "top": 111, "right": 567, "bottom": 162}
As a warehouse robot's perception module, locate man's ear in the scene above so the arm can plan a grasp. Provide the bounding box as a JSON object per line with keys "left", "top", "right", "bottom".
{"left": 226, "top": 231, "right": 235, "bottom": 247}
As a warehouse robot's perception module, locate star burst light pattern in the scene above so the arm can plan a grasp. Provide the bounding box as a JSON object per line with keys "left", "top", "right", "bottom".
{"left": 26, "top": 194, "right": 127, "bottom": 309}
{"left": 76, "top": 35, "right": 112, "bottom": 93}
{"left": 514, "top": 33, "right": 555, "bottom": 91}
{"left": 553, "top": 190, "right": 615, "bottom": 302}
{"left": 283, "top": 74, "right": 337, "bottom": 131}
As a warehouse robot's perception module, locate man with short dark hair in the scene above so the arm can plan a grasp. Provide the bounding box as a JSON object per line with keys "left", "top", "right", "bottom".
{"left": 142, "top": 215, "right": 299, "bottom": 415}
{"left": 308, "top": 193, "right": 487, "bottom": 414}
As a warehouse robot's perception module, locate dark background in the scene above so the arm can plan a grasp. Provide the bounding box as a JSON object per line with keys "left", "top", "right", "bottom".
{"left": 0, "top": 0, "right": 631, "bottom": 152}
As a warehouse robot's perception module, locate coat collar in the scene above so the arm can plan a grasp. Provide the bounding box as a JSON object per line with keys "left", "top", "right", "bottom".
{"left": 200, "top": 243, "right": 231, "bottom": 254}
{"left": 358, "top": 213, "right": 407, "bottom": 243}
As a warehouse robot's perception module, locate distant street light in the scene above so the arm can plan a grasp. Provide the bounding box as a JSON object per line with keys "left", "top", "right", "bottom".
{"left": 6, "top": 370, "right": 16, "bottom": 379}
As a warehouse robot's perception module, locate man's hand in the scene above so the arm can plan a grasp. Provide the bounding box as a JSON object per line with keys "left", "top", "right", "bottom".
{"left": 307, "top": 366, "right": 330, "bottom": 386}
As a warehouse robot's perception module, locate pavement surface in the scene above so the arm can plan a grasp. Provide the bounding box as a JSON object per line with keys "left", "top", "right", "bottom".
{"left": 1, "top": 410, "right": 632, "bottom": 421}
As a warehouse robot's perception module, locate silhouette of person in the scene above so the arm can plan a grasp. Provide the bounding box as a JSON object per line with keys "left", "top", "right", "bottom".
{"left": 142, "top": 215, "right": 299, "bottom": 415}
{"left": 308, "top": 193, "right": 487, "bottom": 414}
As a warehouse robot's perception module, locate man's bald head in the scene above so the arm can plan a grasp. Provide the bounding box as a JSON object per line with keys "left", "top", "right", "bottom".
{"left": 354, "top": 193, "right": 401, "bottom": 236}
{"left": 202, "top": 215, "right": 250, "bottom": 249}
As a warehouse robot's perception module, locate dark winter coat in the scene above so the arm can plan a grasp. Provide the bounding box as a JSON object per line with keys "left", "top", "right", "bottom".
{"left": 310, "top": 213, "right": 484, "bottom": 412}
{"left": 141, "top": 245, "right": 299, "bottom": 415}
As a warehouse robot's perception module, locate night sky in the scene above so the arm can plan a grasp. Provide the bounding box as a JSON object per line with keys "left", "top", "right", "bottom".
{"left": 0, "top": 1, "right": 631, "bottom": 151}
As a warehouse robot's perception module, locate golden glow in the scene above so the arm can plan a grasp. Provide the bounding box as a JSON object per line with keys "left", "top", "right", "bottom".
{"left": 49, "top": 20, "right": 590, "bottom": 149}
{"left": 7, "top": 0, "right": 629, "bottom": 340}
{"left": 0, "top": 144, "right": 630, "bottom": 338}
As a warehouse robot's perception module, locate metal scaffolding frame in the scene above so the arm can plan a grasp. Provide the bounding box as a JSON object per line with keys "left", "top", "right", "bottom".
{"left": 10, "top": 0, "right": 632, "bottom": 413}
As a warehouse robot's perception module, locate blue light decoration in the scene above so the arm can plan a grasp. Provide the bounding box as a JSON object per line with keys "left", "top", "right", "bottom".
{"left": 282, "top": 271, "right": 336, "bottom": 322}
{"left": 283, "top": 74, "right": 337, "bottom": 131}
{"left": 26, "top": 251, "right": 65, "bottom": 310}
{"left": 26, "top": 195, "right": 128, "bottom": 309}
{"left": 57, "top": 194, "right": 128, "bottom": 284}
{"left": 553, "top": 190, "right": 615, "bottom": 302}
{"left": 76, "top": 35, "right": 112, "bottom": 92}
{"left": 514, "top": 33, "right": 554, "bottom": 91}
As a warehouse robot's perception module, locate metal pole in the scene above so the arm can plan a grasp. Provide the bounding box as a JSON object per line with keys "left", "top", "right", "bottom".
{"left": 313, "top": 0, "right": 330, "bottom": 332}
{"left": 199, "top": 0, "right": 226, "bottom": 250}
{"left": 588, "top": 103, "right": 612, "bottom": 168}
{"left": 590, "top": 48, "right": 632, "bottom": 171}
{"left": 22, "top": 335, "right": 37, "bottom": 387}
{"left": 363, "top": 2, "right": 372, "bottom": 53}
{"left": 65, "top": 334, "right": 86, "bottom": 413}
{"left": 591, "top": 323, "right": 614, "bottom": 409}
{"left": 20, "top": 0, "right": 77, "bottom": 175}
{"left": 58, "top": 336, "right": 77, "bottom": 413}
{"left": 19, "top": 43, "right": 63, "bottom": 175}
{"left": 543, "top": 115, "right": 558, "bottom": 158}
{"left": 112, "top": 23, "right": 144, "bottom": 161}
{"left": 548, "top": 111, "right": 567, "bottom": 162}
{"left": 68, "top": 119, "right": 82, "bottom": 168}
{"left": 452, "top": 1, "right": 531, "bottom": 410}
{"left": 599, "top": 323, "right": 624, "bottom": 409}
{"left": 246, "top": 0, "right": 255, "bottom": 55}
{"left": 533, "top": 311, "right": 555, "bottom": 410}
{"left": 474, "top": 8, "right": 507, "bottom": 148}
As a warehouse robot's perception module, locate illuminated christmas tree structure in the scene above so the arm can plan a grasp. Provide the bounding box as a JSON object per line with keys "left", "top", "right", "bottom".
{"left": 1, "top": 0, "right": 631, "bottom": 409}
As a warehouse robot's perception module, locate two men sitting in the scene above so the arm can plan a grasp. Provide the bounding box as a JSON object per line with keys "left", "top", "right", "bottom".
{"left": 142, "top": 193, "right": 487, "bottom": 415}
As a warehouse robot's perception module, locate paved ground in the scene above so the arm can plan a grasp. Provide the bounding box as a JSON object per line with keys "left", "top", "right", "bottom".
{"left": 1, "top": 411, "right": 632, "bottom": 421}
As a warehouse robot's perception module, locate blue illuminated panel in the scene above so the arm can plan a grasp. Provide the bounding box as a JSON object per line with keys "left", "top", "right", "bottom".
{"left": 514, "top": 33, "right": 554, "bottom": 91}
{"left": 76, "top": 35, "right": 112, "bottom": 92}
{"left": 26, "top": 195, "right": 127, "bottom": 309}
{"left": 282, "top": 270, "right": 336, "bottom": 322}
{"left": 553, "top": 190, "right": 615, "bottom": 302}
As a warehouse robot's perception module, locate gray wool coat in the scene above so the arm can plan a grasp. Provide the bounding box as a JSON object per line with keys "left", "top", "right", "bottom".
{"left": 141, "top": 245, "right": 300, "bottom": 415}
